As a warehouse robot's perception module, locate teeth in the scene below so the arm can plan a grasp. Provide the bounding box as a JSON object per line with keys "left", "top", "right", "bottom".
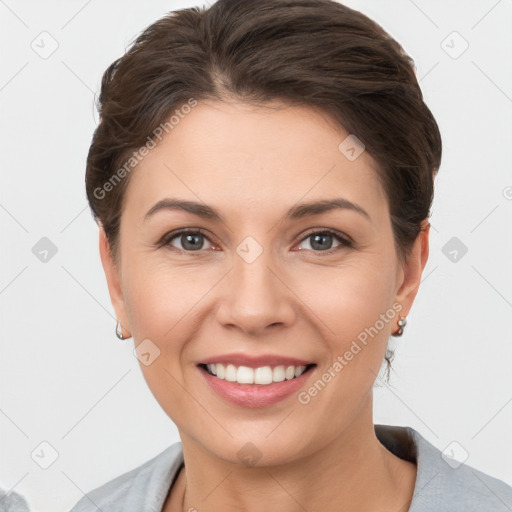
{"left": 285, "top": 366, "right": 295, "bottom": 380}
{"left": 204, "top": 363, "right": 308, "bottom": 385}
{"left": 273, "top": 365, "right": 286, "bottom": 382}
{"left": 225, "top": 364, "right": 237, "bottom": 382}
{"left": 237, "top": 366, "right": 254, "bottom": 384}
{"left": 255, "top": 366, "right": 273, "bottom": 385}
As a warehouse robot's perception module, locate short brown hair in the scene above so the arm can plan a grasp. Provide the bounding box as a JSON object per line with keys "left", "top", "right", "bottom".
{"left": 86, "top": 0, "right": 441, "bottom": 265}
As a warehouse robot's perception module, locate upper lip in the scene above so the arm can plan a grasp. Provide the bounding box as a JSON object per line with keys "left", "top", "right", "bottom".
{"left": 198, "top": 353, "right": 315, "bottom": 368}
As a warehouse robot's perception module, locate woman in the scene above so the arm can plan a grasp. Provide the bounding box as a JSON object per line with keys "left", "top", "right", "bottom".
{"left": 70, "top": 0, "right": 512, "bottom": 510}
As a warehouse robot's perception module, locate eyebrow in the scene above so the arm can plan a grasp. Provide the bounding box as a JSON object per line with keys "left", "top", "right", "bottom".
{"left": 144, "top": 197, "right": 371, "bottom": 223}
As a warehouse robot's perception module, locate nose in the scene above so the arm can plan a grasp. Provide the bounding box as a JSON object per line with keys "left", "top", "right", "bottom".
{"left": 215, "top": 246, "right": 296, "bottom": 336}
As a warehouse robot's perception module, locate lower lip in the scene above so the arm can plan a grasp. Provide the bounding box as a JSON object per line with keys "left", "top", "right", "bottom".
{"left": 198, "top": 365, "right": 316, "bottom": 408}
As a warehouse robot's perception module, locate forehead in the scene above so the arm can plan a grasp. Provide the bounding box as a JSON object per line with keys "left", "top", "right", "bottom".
{"left": 124, "top": 100, "right": 387, "bottom": 221}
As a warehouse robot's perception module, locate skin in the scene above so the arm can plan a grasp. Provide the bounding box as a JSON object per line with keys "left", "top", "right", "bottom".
{"left": 99, "top": 100, "right": 429, "bottom": 512}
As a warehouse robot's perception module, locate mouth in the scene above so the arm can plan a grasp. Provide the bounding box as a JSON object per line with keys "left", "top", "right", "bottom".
{"left": 198, "top": 362, "right": 316, "bottom": 385}
{"left": 196, "top": 362, "right": 317, "bottom": 408}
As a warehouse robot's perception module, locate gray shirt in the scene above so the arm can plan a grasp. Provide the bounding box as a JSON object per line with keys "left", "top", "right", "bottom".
{"left": 69, "top": 424, "right": 512, "bottom": 511}
{"left": 0, "top": 487, "right": 31, "bottom": 512}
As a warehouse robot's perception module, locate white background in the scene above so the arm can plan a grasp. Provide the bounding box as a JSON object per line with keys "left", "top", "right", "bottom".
{"left": 1, "top": 0, "right": 511, "bottom": 510}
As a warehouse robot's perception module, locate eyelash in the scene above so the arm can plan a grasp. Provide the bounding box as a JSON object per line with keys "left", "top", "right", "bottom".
{"left": 158, "top": 228, "right": 353, "bottom": 255}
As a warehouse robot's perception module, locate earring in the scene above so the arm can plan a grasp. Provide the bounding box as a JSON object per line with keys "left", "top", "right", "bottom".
{"left": 392, "top": 316, "right": 407, "bottom": 337}
{"left": 115, "top": 320, "right": 126, "bottom": 340}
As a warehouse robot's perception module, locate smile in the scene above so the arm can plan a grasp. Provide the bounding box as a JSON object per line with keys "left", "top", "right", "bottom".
{"left": 197, "top": 362, "right": 317, "bottom": 408}
{"left": 200, "top": 363, "right": 314, "bottom": 385}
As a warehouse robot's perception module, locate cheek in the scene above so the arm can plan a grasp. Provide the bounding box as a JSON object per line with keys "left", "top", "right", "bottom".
{"left": 293, "top": 255, "right": 397, "bottom": 402}
{"left": 121, "top": 259, "right": 205, "bottom": 424}
{"left": 123, "top": 256, "right": 215, "bottom": 341}
{"left": 296, "top": 254, "right": 397, "bottom": 343}
{"left": 121, "top": 256, "right": 222, "bottom": 400}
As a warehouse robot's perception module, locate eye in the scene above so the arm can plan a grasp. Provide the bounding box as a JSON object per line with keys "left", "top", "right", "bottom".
{"left": 158, "top": 228, "right": 352, "bottom": 254}
{"left": 161, "top": 229, "right": 215, "bottom": 252}
{"left": 296, "top": 229, "right": 352, "bottom": 253}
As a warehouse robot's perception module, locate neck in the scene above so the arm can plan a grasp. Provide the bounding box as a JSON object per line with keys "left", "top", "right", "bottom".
{"left": 167, "top": 394, "right": 417, "bottom": 512}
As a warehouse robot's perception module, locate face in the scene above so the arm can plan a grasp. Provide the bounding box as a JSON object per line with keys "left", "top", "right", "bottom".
{"left": 100, "top": 100, "right": 428, "bottom": 466}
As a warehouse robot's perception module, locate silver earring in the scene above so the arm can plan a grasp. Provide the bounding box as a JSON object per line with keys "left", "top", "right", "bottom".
{"left": 392, "top": 316, "right": 407, "bottom": 337}
{"left": 115, "top": 320, "right": 125, "bottom": 340}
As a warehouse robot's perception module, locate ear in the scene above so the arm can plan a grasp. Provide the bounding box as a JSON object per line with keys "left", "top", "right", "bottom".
{"left": 394, "top": 219, "right": 430, "bottom": 317}
{"left": 98, "top": 223, "right": 131, "bottom": 338}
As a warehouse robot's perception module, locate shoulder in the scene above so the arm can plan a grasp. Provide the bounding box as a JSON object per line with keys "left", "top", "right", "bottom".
{"left": 68, "top": 442, "right": 183, "bottom": 512}
{"left": 405, "top": 426, "right": 512, "bottom": 511}
{"left": 0, "top": 486, "right": 31, "bottom": 512}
